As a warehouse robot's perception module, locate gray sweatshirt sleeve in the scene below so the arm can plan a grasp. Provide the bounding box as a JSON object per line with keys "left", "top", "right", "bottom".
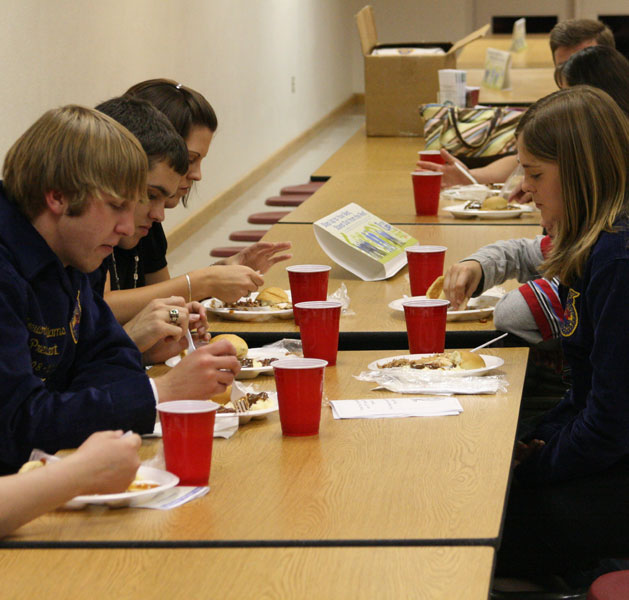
{"left": 462, "top": 235, "right": 545, "bottom": 293}
{"left": 494, "top": 289, "right": 544, "bottom": 345}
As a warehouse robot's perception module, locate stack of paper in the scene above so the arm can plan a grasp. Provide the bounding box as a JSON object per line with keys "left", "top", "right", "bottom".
{"left": 330, "top": 397, "right": 463, "bottom": 419}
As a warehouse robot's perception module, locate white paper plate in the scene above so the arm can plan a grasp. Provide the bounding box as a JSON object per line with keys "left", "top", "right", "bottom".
{"left": 220, "top": 391, "right": 279, "bottom": 424}
{"left": 367, "top": 353, "right": 504, "bottom": 377}
{"left": 444, "top": 202, "right": 534, "bottom": 220}
{"left": 388, "top": 294, "right": 499, "bottom": 321}
{"left": 166, "top": 347, "right": 286, "bottom": 379}
{"left": 441, "top": 184, "right": 502, "bottom": 203}
{"left": 65, "top": 465, "right": 179, "bottom": 509}
{"left": 202, "top": 291, "right": 293, "bottom": 322}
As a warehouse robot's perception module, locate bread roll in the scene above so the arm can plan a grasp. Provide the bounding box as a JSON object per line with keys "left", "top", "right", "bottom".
{"left": 257, "top": 287, "right": 289, "bottom": 306}
{"left": 210, "top": 385, "right": 232, "bottom": 405}
{"left": 426, "top": 275, "right": 469, "bottom": 310}
{"left": 450, "top": 349, "right": 485, "bottom": 370}
{"left": 208, "top": 334, "right": 248, "bottom": 360}
{"left": 481, "top": 195, "right": 508, "bottom": 210}
{"left": 18, "top": 459, "right": 45, "bottom": 474}
{"left": 425, "top": 275, "right": 444, "bottom": 300}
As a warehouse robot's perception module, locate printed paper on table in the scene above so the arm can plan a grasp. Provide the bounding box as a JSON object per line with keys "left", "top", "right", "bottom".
{"left": 510, "top": 18, "right": 527, "bottom": 52}
{"left": 314, "top": 203, "right": 417, "bottom": 281}
{"left": 482, "top": 48, "right": 512, "bottom": 90}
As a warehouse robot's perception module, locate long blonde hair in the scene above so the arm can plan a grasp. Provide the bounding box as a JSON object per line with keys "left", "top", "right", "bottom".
{"left": 3, "top": 105, "right": 147, "bottom": 219}
{"left": 516, "top": 86, "right": 629, "bottom": 285}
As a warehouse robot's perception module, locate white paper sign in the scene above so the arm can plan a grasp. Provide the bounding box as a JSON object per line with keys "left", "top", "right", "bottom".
{"left": 510, "top": 18, "right": 527, "bottom": 52}
{"left": 482, "top": 48, "right": 512, "bottom": 90}
{"left": 314, "top": 203, "right": 418, "bottom": 281}
{"left": 438, "top": 69, "right": 467, "bottom": 107}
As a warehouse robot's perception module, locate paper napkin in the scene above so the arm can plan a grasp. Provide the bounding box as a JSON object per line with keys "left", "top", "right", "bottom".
{"left": 330, "top": 397, "right": 463, "bottom": 419}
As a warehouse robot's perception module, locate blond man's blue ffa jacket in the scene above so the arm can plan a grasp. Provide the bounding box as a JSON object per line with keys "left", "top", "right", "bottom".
{"left": 0, "top": 185, "right": 155, "bottom": 473}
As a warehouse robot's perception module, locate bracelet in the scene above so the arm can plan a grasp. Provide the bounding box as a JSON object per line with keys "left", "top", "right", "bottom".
{"left": 185, "top": 273, "right": 192, "bottom": 303}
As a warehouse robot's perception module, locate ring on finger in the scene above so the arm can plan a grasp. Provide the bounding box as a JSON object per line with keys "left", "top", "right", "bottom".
{"left": 169, "top": 308, "right": 180, "bottom": 325}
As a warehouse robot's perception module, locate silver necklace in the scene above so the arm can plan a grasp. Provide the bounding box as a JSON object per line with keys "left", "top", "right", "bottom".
{"left": 111, "top": 251, "right": 139, "bottom": 290}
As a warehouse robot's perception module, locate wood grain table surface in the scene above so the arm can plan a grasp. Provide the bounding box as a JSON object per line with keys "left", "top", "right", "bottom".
{"left": 206, "top": 223, "right": 540, "bottom": 338}
{"left": 0, "top": 546, "right": 494, "bottom": 599}
{"left": 4, "top": 347, "right": 527, "bottom": 548}
{"left": 457, "top": 34, "right": 554, "bottom": 69}
{"left": 281, "top": 171, "right": 543, "bottom": 226}
{"left": 466, "top": 68, "right": 557, "bottom": 105}
{"left": 312, "top": 126, "right": 423, "bottom": 179}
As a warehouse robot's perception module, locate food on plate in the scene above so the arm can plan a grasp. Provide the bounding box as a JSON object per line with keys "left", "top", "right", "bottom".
{"left": 208, "top": 334, "right": 248, "bottom": 359}
{"left": 210, "top": 385, "right": 232, "bottom": 405}
{"left": 256, "top": 287, "right": 290, "bottom": 306}
{"left": 426, "top": 275, "right": 468, "bottom": 310}
{"left": 464, "top": 196, "right": 520, "bottom": 211}
{"left": 240, "top": 356, "right": 278, "bottom": 368}
{"left": 219, "top": 391, "right": 274, "bottom": 413}
{"left": 378, "top": 350, "right": 485, "bottom": 371}
{"left": 222, "top": 287, "right": 291, "bottom": 311}
{"left": 126, "top": 478, "right": 159, "bottom": 492}
{"left": 17, "top": 458, "right": 159, "bottom": 493}
{"left": 426, "top": 275, "right": 444, "bottom": 300}
{"left": 18, "top": 459, "right": 46, "bottom": 473}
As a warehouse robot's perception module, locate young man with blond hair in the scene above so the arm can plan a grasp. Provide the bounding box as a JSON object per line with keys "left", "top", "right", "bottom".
{"left": 0, "top": 105, "right": 239, "bottom": 474}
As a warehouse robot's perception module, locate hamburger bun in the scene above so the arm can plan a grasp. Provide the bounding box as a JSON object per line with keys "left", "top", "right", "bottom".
{"left": 425, "top": 275, "right": 445, "bottom": 300}
{"left": 18, "top": 459, "right": 45, "bottom": 474}
{"left": 208, "top": 334, "right": 248, "bottom": 360}
{"left": 210, "top": 385, "right": 232, "bottom": 405}
{"left": 426, "top": 275, "right": 469, "bottom": 310}
{"left": 481, "top": 195, "right": 508, "bottom": 210}
{"left": 450, "top": 349, "right": 485, "bottom": 370}
{"left": 257, "top": 287, "right": 289, "bottom": 306}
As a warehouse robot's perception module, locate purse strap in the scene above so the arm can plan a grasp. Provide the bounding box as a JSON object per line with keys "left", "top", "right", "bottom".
{"left": 446, "top": 107, "right": 502, "bottom": 150}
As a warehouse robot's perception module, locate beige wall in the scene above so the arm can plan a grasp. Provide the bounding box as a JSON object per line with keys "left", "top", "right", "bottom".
{"left": 2, "top": 1, "right": 625, "bottom": 232}
{"left": 0, "top": 0, "right": 356, "bottom": 232}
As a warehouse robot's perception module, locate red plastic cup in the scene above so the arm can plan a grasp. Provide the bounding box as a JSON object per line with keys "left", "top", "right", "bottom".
{"left": 273, "top": 358, "right": 328, "bottom": 436}
{"left": 466, "top": 86, "right": 480, "bottom": 107}
{"left": 156, "top": 400, "right": 219, "bottom": 486}
{"left": 418, "top": 150, "right": 445, "bottom": 165}
{"left": 411, "top": 170, "right": 442, "bottom": 215}
{"left": 403, "top": 299, "right": 450, "bottom": 354}
{"left": 286, "top": 264, "right": 331, "bottom": 325}
{"left": 295, "top": 301, "right": 342, "bottom": 366}
{"left": 406, "top": 245, "right": 447, "bottom": 296}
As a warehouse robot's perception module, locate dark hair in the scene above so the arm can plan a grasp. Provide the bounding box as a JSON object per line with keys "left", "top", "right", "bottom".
{"left": 559, "top": 46, "right": 629, "bottom": 117}
{"left": 95, "top": 96, "right": 188, "bottom": 175}
{"left": 549, "top": 19, "right": 615, "bottom": 55}
{"left": 125, "top": 79, "right": 217, "bottom": 141}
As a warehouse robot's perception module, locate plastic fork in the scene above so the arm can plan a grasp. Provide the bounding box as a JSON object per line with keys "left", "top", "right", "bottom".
{"left": 232, "top": 396, "right": 250, "bottom": 414}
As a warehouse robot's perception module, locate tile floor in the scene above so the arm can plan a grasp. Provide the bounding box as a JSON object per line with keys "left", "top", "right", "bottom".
{"left": 167, "top": 104, "right": 365, "bottom": 277}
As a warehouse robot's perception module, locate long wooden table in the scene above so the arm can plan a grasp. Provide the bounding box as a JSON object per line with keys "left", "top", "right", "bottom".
{"left": 0, "top": 546, "right": 495, "bottom": 599}
{"left": 457, "top": 34, "right": 554, "bottom": 69}
{"left": 4, "top": 348, "right": 526, "bottom": 548}
{"left": 207, "top": 223, "right": 540, "bottom": 345}
{"left": 466, "top": 68, "right": 556, "bottom": 105}
{"left": 283, "top": 171, "right": 542, "bottom": 226}
{"left": 311, "top": 126, "right": 422, "bottom": 180}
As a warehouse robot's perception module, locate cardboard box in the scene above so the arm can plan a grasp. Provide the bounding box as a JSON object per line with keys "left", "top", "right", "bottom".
{"left": 356, "top": 5, "right": 489, "bottom": 136}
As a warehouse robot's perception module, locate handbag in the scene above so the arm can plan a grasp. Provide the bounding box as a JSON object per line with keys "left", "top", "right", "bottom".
{"left": 419, "top": 103, "right": 525, "bottom": 158}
